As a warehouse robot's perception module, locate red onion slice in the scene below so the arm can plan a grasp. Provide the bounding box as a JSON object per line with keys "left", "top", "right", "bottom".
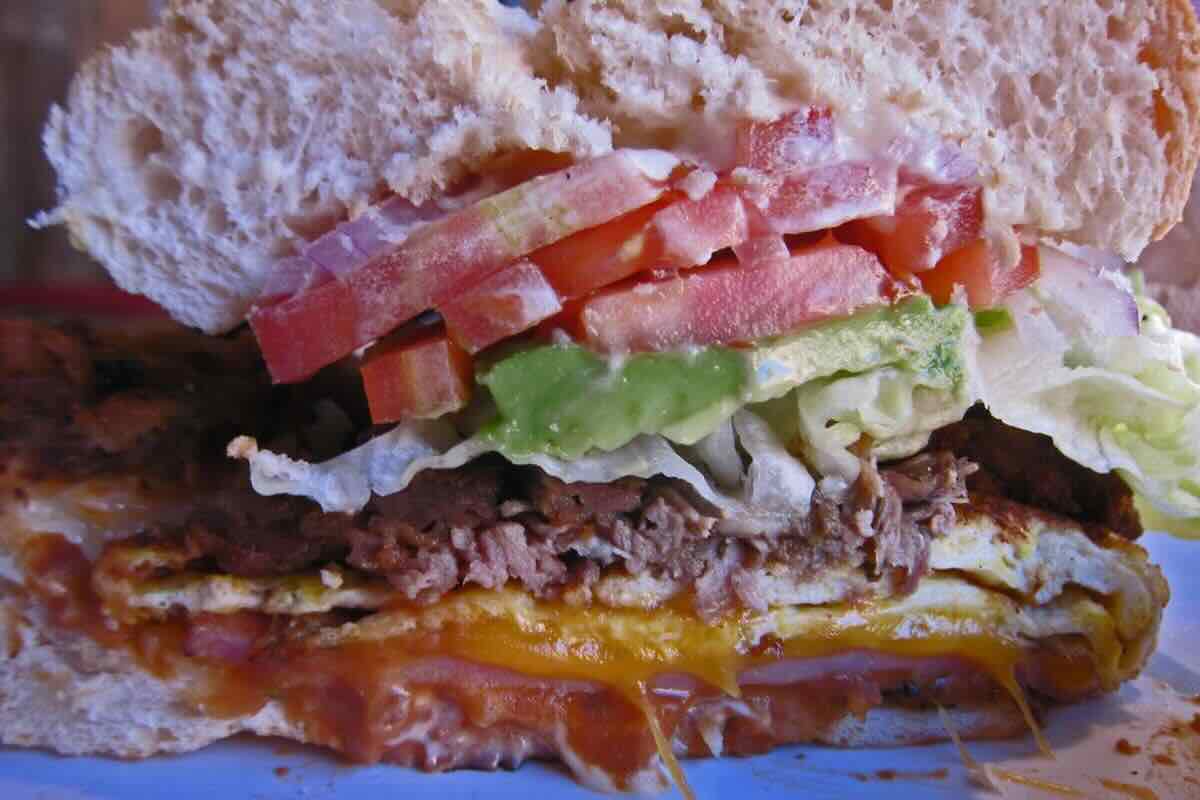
{"left": 305, "top": 228, "right": 368, "bottom": 277}
{"left": 261, "top": 196, "right": 451, "bottom": 302}
{"left": 343, "top": 196, "right": 448, "bottom": 258}
{"left": 258, "top": 256, "right": 331, "bottom": 303}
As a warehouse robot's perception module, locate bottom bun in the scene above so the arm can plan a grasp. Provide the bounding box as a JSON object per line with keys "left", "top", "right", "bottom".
{"left": 0, "top": 580, "right": 302, "bottom": 758}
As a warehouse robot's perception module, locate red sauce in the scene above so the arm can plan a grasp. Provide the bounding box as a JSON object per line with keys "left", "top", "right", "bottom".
{"left": 564, "top": 691, "right": 659, "bottom": 787}
{"left": 22, "top": 534, "right": 124, "bottom": 646}
{"left": 1116, "top": 738, "right": 1142, "bottom": 755}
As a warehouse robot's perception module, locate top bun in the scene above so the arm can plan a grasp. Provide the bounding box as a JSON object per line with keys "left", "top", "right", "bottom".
{"left": 42, "top": 0, "right": 1200, "bottom": 334}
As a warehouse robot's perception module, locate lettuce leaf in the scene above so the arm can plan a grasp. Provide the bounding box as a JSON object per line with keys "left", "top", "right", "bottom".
{"left": 978, "top": 273, "right": 1200, "bottom": 533}
{"left": 230, "top": 409, "right": 816, "bottom": 534}
{"left": 791, "top": 366, "right": 976, "bottom": 493}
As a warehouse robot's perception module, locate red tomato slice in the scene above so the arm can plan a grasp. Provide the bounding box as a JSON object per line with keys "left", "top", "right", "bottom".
{"left": 530, "top": 184, "right": 751, "bottom": 300}
{"left": 250, "top": 151, "right": 676, "bottom": 383}
{"left": 577, "top": 238, "right": 899, "bottom": 352}
{"left": 360, "top": 327, "right": 474, "bottom": 424}
{"left": 840, "top": 184, "right": 983, "bottom": 274}
{"left": 440, "top": 259, "right": 562, "bottom": 354}
{"left": 919, "top": 240, "right": 1040, "bottom": 307}
{"left": 530, "top": 195, "right": 676, "bottom": 298}
{"left": 650, "top": 184, "right": 750, "bottom": 267}
{"left": 736, "top": 107, "right": 835, "bottom": 174}
{"left": 735, "top": 108, "right": 899, "bottom": 236}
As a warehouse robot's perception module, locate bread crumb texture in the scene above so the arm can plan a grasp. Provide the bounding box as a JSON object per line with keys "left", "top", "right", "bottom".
{"left": 43, "top": 0, "right": 1200, "bottom": 333}
{"left": 0, "top": 581, "right": 300, "bottom": 756}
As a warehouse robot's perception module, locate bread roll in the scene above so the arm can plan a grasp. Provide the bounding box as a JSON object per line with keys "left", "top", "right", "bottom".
{"left": 39, "top": 0, "right": 1200, "bottom": 333}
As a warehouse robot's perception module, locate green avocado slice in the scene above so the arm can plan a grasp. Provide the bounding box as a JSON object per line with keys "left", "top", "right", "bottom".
{"left": 479, "top": 297, "right": 971, "bottom": 460}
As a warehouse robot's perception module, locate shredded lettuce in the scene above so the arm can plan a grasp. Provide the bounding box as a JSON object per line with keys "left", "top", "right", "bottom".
{"left": 791, "top": 366, "right": 976, "bottom": 493}
{"left": 231, "top": 409, "right": 815, "bottom": 533}
{"left": 978, "top": 273, "right": 1200, "bottom": 534}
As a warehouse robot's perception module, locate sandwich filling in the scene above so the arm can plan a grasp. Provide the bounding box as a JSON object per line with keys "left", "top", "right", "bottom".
{"left": 237, "top": 107, "right": 1200, "bottom": 539}
{"left": 6, "top": 106, "right": 1200, "bottom": 791}
{"left": 0, "top": 316, "right": 1171, "bottom": 791}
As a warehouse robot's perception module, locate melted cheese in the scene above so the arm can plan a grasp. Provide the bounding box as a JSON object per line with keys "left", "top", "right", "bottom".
{"left": 309, "top": 578, "right": 1112, "bottom": 792}
{"left": 296, "top": 578, "right": 1079, "bottom": 793}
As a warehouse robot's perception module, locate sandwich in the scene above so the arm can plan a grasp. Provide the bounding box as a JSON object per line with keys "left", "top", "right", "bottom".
{"left": 4, "top": 0, "right": 1200, "bottom": 792}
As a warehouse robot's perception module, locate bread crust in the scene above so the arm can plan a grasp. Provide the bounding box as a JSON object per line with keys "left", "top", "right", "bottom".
{"left": 1149, "top": 0, "right": 1200, "bottom": 242}
{"left": 0, "top": 581, "right": 304, "bottom": 758}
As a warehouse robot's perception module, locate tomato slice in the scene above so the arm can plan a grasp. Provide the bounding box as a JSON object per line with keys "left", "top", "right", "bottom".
{"left": 840, "top": 184, "right": 983, "bottom": 274}
{"left": 530, "top": 196, "right": 676, "bottom": 298}
{"left": 360, "top": 327, "right": 474, "bottom": 424}
{"left": 250, "top": 150, "right": 677, "bottom": 383}
{"left": 440, "top": 259, "right": 562, "bottom": 354}
{"left": 531, "top": 184, "right": 751, "bottom": 300}
{"left": 577, "top": 237, "right": 899, "bottom": 352}
{"left": 650, "top": 183, "right": 750, "bottom": 267}
{"left": 919, "top": 240, "right": 1040, "bottom": 307}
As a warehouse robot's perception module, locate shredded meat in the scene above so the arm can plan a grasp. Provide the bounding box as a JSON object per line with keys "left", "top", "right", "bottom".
{"left": 867, "top": 452, "right": 979, "bottom": 591}
{"left": 154, "top": 451, "right": 972, "bottom": 620}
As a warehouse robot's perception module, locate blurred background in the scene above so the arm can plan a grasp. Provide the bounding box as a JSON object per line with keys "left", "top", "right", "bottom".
{"left": 1, "top": 1, "right": 161, "bottom": 292}
{"left": 1, "top": 0, "right": 1198, "bottom": 328}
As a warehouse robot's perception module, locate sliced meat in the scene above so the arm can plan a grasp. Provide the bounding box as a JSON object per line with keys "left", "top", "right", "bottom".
{"left": 183, "top": 611, "right": 273, "bottom": 663}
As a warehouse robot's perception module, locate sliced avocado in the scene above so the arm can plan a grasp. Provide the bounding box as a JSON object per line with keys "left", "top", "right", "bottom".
{"left": 480, "top": 346, "right": 747, "bottom": 459}
{"left": 746, "top": 296, "right": 970, "bottom": 402}
{"left": 479, "top": 297, "right": 972, "bottom": 460}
